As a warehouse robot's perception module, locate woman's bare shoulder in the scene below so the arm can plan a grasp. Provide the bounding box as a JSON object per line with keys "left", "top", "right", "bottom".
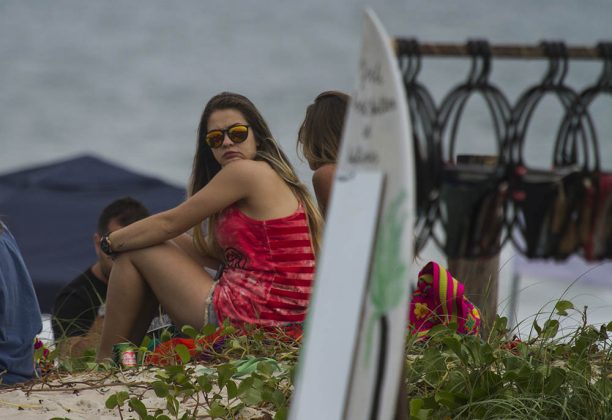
{"left": 221, "top": 159, "right": 273, "bottom": 178}
{"left": 312, "top": 164, "right": 336, "bottom": 186}
{"left": 217, "top": 160, "right": 280, "bottom": 193}
{"left": 312, "top": 164, "right": 336, "bottom": 215}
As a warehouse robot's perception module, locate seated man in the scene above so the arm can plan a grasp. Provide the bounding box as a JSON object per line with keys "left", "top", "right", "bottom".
{"left": 52, "top": 197, "right": 149, "bottom": 357}
{"left": 0, "top": 221, "right": 42, "bottom": 385}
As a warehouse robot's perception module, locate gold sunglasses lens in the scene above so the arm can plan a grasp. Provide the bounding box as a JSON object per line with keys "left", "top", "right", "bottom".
{"left": 205, "top": 131, "right": 224, "bottom": 148}
{"left": 228, "top": 125, "right": 249, "bottom": 143}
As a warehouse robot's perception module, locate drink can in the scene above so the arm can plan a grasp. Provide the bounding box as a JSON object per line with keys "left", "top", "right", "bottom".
{"left": 112, "top": 342, "right": 138, "bottom": 368}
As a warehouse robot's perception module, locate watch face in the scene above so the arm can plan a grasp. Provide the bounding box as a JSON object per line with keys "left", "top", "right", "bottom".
{"left": 101, "top": 235, "right": 112, "bottom": 255}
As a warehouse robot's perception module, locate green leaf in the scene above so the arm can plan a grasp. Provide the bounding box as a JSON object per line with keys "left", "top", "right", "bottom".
{"left": 409, "top": 398, "right": 424, "bottom": 415}
{"left": 155, "top": 415, "right": 171, "bottom": 420}
{"left": 197, "top": 374, "right": 213, "bottom": 393}
{"left": 502, "top": 370, "right": 519, "bottom": 381}
{"left": 222, "top": 322, "right": 236, "bottom": 335}
{"left": 201, "top": 323, "right": 217, "bottom": 337}
{"left": 155, "top": 370, "right": 170, "bottom": 380}
{"left": 502, "top": 354, "right": 526, "bottom": 372}
{"left": 239, "top": 380, "right": 263, "bottom": 405}
{"left": 516, "top": 341, "right": 529, "bottom": 358}
{"left": 477, "top": 371, "right": 502, "bottom": 395}
{"left": 160, "top": 329, "right": 173, "bottom": 343}
{"left": 152, "top": 381, "right": 169, "bottom": 398}
{"left": 543, "top": 367, "right": 566, "bottom": 394}
{"left": 480, "top": 342, "right": 495, "bottom": 364}
{"left": 128, "top": 398, "right": 148, "bottom": 419}
{"left": 542, "top": 319, "right": 560, "bottom": 339}
{"left": 533, "top": 320, "right": 542, "bottom": 336}
{"left": 269, "top": 389, "right": 286, "bottom": 407}
{"left": 274, "top": 406, "right": 289, "bottom": 420}
{"left": 421, "top": 349, "right": 447, "bottom": 385}
{"left": 181, "top": 325, "right": 199, "bottom": 339}
{"left": 442, "top": 336, "right": 462, "bottom": 359}
{"left": 175, "top": 344, "right": 191, "bottom": 364}
{"left": 257, "top": 360, "right": 275, "bottom": 376}
{"left": 607, "top": 321, "right": 612, "bottom": 332}
{"left": 85, "top": 362, "right": 98, "bottom": 370}
{"left": 434, "top": 390, "right": 461, "bottom": 409}
{"left": 217, "top": 363, "right": 236, "bottom": 389}
{"left": 427, "top": 323, "right": 452, "bottom": 338}
{"left": 166, "top": 396, "right": 179, "bottom": 417}
{"left": 60, "top": 359, "right": 74, "bottom": 372}
{"left": 165, "top": 365, "right": 183, "bottom": 376}
{"left": 230, "top": 339, "right": 243, "bottom": 350}
{"left": 140, "top": 335, "right": 151, "bottom": 350}
{"left": 105, "top": 394, "right": 118, "bottom": 409}
{"left": 527, "top": 370, "right": 545, "bottom": 393}
{"left": 173, "top": 372, "right": 187, "bottom": 385}
{"left": 111, "top": 391, "right": 129, "bottom": 409}
{"left": 226, "top": 380, "right": 238, "bottom": 399}
{"left": 208, "top": 401, "right": 227, "bottom": 418}
{"left": 493, "top": 315, "right": 508, "bottom": 332}
{"left": 261, "top": 389, "right": 275, "bottom": 403}
{"left": 555, "top": 300, "right": 574, "bottom": 316}
{"left": 237, "top": 376, "right": 254, "bottom": 396}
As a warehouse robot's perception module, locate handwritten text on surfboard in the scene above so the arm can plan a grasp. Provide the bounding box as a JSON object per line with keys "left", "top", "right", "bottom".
{"left": 347, "top": 61, "right": 397, "bottom": 165}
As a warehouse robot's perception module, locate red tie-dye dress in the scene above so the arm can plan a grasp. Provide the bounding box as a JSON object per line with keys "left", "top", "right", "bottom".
{"left": 212, "top": 203, "right": 316, "bottom": 327}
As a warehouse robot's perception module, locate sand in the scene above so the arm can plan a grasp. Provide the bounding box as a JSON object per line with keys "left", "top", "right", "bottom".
{"left": 0, "top": 369, "right": 273, "bottom": 420}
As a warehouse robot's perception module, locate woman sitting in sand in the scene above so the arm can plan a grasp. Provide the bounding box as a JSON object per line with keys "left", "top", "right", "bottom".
{"left": 297, "top": 90, "right": 349, "bottom": 217}
{"left": 97, "top": 92, "right": 322, "bottom": 361}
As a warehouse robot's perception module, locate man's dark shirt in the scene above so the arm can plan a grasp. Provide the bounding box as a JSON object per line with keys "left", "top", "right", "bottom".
{"left": 52, "top": 267, "right": 107, "bottom": 339}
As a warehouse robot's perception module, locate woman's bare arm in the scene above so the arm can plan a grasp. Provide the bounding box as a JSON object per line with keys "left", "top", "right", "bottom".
{"left": 107, "top": 160, "right": 263, "bottom": 253}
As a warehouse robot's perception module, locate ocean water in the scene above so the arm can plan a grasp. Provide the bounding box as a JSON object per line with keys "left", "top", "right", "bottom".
{"left": 2, "top": 0, "right": 612, "bottom": 328}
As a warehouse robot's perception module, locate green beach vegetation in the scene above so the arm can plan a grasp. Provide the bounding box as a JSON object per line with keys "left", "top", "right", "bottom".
{"left": 24, "top": 300, "right": 612, "bottom": 419}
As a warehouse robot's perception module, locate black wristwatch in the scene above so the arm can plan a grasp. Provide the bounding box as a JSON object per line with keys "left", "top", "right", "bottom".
{"left": 100, "top": 233, "right": 114, "bottom": 256}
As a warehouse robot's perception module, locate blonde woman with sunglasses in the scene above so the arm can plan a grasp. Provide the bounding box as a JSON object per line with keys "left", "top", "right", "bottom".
{"left": 297, "top": 91, "right": 350, "bottom": 216}
{"left": 97, "top": 92, "right": 322, "bottom": 361}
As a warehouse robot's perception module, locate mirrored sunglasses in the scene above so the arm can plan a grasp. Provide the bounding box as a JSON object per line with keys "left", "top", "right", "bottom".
{"left": 205, "top": 124, "right": 250, "bottom": 149}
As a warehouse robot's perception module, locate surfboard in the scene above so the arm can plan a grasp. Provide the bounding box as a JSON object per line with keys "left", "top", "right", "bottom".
{"left": 290, "top": 8, "right": 415, "bottom": 420}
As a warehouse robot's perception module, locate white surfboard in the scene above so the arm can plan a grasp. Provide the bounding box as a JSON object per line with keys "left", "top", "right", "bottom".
{"left": 290, "top": 9, "right": 415, "bottom": 420}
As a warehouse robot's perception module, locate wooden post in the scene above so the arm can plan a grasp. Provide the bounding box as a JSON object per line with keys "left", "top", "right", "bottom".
{"left": 447, "top": 255, "right": 499, "bottom": 339}
{"left": 447, "top": 154, "right": 501, "bottom": 339}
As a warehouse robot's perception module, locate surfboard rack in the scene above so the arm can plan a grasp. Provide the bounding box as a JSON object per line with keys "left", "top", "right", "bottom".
{"left": 394, "top": 39, "right": 608, "bottom": 60}
{"left": 395, "top": 38, "right": 612, "bottom": 262}
{"left": 395, "top": 38, "right": 612, "bottom": 339}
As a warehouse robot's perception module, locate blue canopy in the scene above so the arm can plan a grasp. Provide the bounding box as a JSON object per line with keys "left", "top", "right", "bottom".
{"left": 0, "top": 154, "right": 186, "bottom": 313}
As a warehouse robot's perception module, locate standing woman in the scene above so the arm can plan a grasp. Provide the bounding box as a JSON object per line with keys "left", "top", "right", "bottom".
{"left": 297, "top": 91, "right": 349, "bottom": 216}
{"left": 97, "top": 92, "right": 322, "bottom": 361}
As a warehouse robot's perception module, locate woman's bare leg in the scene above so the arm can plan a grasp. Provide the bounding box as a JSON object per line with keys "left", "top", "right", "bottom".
{"left": 171, "top": 233, "right": 221, "bottom": 271}
{"left": 97, "top": 241, "right": 214, "bottom": 361}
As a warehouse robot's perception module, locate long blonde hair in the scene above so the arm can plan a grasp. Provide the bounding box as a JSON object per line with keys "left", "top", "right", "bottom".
{"left": 189, "top": 92, "right": 323, "bottom": 260}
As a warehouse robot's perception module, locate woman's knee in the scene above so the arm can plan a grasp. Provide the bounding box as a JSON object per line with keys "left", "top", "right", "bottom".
{"left": 116, "top": 243, "right": 172, "bottom": 265}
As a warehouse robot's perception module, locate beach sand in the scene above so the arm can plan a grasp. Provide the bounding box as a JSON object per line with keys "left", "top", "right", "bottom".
{"left": 0, "top": 369, "right": 272, "bottom": 420}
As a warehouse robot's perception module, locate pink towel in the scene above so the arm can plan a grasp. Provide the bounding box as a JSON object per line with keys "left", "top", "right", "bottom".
{"left": 409, "top": 261, "right": 481, "bottom": 337}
